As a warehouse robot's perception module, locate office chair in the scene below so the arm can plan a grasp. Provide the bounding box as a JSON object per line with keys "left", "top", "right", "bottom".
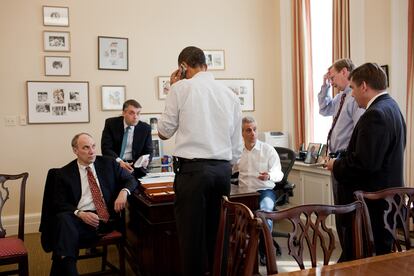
{"left": 273, "top": 147, "right": 296, "bottom": 206}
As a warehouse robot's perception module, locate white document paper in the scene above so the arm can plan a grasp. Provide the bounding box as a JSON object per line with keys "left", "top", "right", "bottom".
{"left": 134, "top": 154, "right": 150, "bottom": 168}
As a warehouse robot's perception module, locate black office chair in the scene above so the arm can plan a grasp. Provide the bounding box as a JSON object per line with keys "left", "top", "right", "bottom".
{"left": 273, "top": 147, "right": 296, "bottom": 206}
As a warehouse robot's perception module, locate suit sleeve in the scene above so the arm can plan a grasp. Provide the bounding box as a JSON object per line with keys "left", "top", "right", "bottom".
{"left": 53, "top": 170, "right": 78, "bottom": 213}
{"left": 101, "top": 118, "right": 119, "bottom": 159}
{"left": 113, "top": 159, "right": 138, "bottom": 192}
{"left": 333, "top": 110, "right": 389, "bottom": 183}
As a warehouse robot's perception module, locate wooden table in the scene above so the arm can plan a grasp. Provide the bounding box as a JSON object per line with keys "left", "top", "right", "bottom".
{"left": 126, "top": 184, "right": 259, "bottom": 276}
{"left": 273, "top": 250, "right": 414, "bottom": 276}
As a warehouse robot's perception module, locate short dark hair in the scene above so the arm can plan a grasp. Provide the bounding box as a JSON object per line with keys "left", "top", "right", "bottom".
{"left": 332, "top": 58, "right": 355, "bottom": 73}
{"left": 71, "top": 132, "right": 92, "bottom": 148}
{"left": 348, "top": 62, "right": 387, "bottom": 91}
{"left": 178, "top": 46, "right": 206, "bottom": 68}
{"left": 122, "top": 99, "right": 141, "bottom": 111}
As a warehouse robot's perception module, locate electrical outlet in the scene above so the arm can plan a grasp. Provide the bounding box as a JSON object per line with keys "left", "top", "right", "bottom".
{"left": 19, "top": 115, "right": 27, "bottom": 125}
{"left": 5, "top": 116, "right": 17, "bottom": 126}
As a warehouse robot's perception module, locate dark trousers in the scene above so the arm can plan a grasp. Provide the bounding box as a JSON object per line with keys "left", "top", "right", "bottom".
{"left": 173, "top": 159, "right": 231, "bottom": 276}
{"left": 51, "top": 212, "right": 112, "bottom": 276}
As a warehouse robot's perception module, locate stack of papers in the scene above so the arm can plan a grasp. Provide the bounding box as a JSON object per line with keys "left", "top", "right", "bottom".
{"left": 139, "top": 172, "right": 175, "bottom": 184}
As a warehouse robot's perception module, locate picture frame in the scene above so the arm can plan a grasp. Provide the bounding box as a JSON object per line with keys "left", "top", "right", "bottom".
{"left": 157, "top": 76, "right": 170, "bottom": 100}
{"left": 44, "top": 56, "right": 70, "bottom": 76}
{"left": 203, "top": 50, "right": 225, "bottom": 70}
{"left": 151, "top": 137, "right": 162, "bottom": 159}
{"left": 26, "top": 81, "right": 89, "bottom": 124}
{"left": 140, "top": 113, "right": 162, "bottom": 134}
{"left": 43, "top": 6, "right": 69, "bottom": 27}
{"left": 43, "top": 31, "right": 70, "bottom": 52}
{"left": 101, "top": 85, "right": 126, "bottom": 111}
{"left": 98, "top": 36, "right": 128, "bottom": 71}
{"left": 304, "top": 143, "right": 322, "bottom": 164}
{"left": 217, "top": 78, "right": 255, "bottom": 111}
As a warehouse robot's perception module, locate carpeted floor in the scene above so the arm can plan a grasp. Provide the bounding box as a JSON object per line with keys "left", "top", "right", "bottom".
{"left": 0, "top": 233, "right": 132, "bottom": 276}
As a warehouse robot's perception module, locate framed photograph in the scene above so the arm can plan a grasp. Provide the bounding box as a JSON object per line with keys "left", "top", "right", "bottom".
{"left": 98, "top": 36, "right": 128, "bottom": 71}
{"left": 44, "top": 56, "right": 70, "bottom": 76}
{"left": 26, "top": 81, "right": 89, "bottom": 124}
{"left": 304, "top": 143, "right": 322, "bottom": 164}
{"left": 151, "top": 137, "right": 162, "bottom": 159}
{"left": 217, "top": 78, "right": 255, "bottom": 111}
{"left": 43, "top": 31, "right": 70, "bottom": 52}
{"left": 43, "top": 6, "right": 69, "bottom": 27}
{"left": 203, "top": 50, "right": 225, "bottom": 70}
{"left": 157, "top": 76, "right": 170, "bottom": 100}
{"left": 140, "top": 113, "right": 162, "bottom": 134}
{"left": 101, "top": 85, "right": 126, "bottom": 111}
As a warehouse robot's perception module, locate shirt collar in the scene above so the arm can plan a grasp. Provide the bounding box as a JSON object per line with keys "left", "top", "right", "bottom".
{"left": 77, "top": 162, "right": 95, "bottom": 172}
{"left": 123, "top": 120, "right": 135, "bottom": 131}
{"left": 244, "top": 140, "right": 263, "bottom": 152}
{"left": 366, "top": 91, "right": 388, "bottom": 109}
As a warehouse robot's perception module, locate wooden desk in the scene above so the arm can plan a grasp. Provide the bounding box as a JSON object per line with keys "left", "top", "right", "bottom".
{"left": 274, "top": 250, "right": 414, "bottom": 276}
{"left": 126, "top": 184, "right": 259, "bottom": 276}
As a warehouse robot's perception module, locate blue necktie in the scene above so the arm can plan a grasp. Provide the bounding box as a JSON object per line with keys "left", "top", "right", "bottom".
{"left": 119, "top": 126, "right": 131, "bottom": 160}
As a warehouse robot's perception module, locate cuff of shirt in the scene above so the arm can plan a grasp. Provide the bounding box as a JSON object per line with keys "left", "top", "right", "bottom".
{"left": 121, "top": 188, "right": 131, "bottom": 196}
{"left": 74, "top": 209, "right": 81, "bottom": 216}
{"left": 116, "top": 157, "right": 122, "bottom": 163}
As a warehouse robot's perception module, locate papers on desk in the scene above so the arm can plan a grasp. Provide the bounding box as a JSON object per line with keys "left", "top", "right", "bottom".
{"left": 139, "top": 172, "right": 175, "bottom": 184}
{"left": 134, "top": 154, "right": 150, "bottom": 168}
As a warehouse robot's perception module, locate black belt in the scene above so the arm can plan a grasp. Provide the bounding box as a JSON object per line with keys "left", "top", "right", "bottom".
{"left": 174, "top": 157, "right": 229, "bottom": 164}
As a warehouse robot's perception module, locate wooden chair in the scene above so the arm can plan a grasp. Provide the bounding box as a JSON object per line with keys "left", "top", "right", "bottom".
{"left": 0, "top": 172, "right": 29, "bottom": 276}
{"left": 213, "top": 196, "right": 263, "bottom": 276}
{"left": 256, "top": 201, "right": 364, "bottom": 274}
{"left": 354, "top": 187, "right": 414, "bottom": 256}
{"left": 39, "top": 168, "right": 126, "bottom": 275}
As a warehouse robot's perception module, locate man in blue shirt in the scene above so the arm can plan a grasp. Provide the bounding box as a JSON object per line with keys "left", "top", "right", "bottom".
{"left": 318, "top": 58, "right": 364, "bottom": 262}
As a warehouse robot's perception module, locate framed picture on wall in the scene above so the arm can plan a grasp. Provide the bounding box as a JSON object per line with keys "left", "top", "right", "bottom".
{"left": 140, "top": 113, "right": 162, "bottom": 134}
{"left": 43, "top": 6, "right": 69, "bottom": 27}
{"left": 101, "top": 85, "right": 126, "bottom": 111}
{"left": 217, "top": 78, "right": 254, "bottom": 111}
{"left": 26, "top": 81, "right": 89, "bottom": 124}
{"left": 157, "top": 76, "right": 170, "bottom": 100}
{"left": 44, "top": 56, "right": 70, "bottom": 76}
{"left": 203, "top": 50, "right": 225, "bottom": 70}
{"left": 43, "top": 31, "right": 70, "bottom": 52}
{"left": 98, "top": 36, "right": 128, "bottom": 70}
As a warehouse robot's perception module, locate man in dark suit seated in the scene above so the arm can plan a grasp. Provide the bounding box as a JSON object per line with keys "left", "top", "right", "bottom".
{"left": 101, "top": 99, "right": 153, "bottom": 178}
{"left": 50, "top": 133, "right": 138, "bottom": 275}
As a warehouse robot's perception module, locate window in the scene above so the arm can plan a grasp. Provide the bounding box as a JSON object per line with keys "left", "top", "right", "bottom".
{"left": 310, "top": 0, "right": 333, "bottom": 144}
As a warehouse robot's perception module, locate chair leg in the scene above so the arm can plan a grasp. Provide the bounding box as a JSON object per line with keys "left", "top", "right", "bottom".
{"left": 118, "top": 243, "right": 126, "bottom": 276}
{"left": 101, "top": 245, "right": 108, "bottom": 271}
{"left": 19, "top": 255, "right": 29, "bottom": 276}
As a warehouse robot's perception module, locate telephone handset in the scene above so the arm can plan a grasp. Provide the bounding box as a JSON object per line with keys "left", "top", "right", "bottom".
{"left": 180, "top": 63, "right": 187, "bottom": 79}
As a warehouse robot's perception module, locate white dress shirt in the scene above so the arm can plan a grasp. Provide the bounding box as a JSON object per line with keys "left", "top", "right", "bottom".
{"left": 235, "top": 140, "right": 284, "bottom": 191}
{"left": 158, "top": 71, "right": 243, "bottom": 164}
{"left": 77, "top": 163, "right": 104, "bottom": 211}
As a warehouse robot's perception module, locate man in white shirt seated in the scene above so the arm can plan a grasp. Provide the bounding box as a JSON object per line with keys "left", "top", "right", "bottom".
{"left": 234, "top": 116, "right": 284, "bottom": 263}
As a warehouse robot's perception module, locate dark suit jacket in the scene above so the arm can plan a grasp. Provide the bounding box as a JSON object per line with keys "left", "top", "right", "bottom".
{"left": 101, "top": 116, "right": 153, "bottom": 162}
{"left": 39, "top": 156, "right": 138, "bottom": 252}
{"left": 333, "top": 94, "right": 406, "bottom": 200}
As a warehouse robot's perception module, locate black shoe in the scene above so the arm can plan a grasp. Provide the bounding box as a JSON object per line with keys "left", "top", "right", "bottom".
{"left": 273, "top": 240, "right": 282, "bottom": 256}
{"left": 259, "top": 254, "right": 267, "bottom": 266}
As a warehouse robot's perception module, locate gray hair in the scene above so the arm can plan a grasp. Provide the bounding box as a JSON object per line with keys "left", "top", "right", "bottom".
{"left": 71, "top": 132, "right": 92, "bottom": 148}
{"left": 242, "top": 116, "right": 256, "bottom": 126}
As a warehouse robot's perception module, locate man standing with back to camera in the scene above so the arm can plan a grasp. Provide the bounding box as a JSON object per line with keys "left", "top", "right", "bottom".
{"left": 318, "top": 58, "right": 364, "bottom": 261}
{"left": 327, "top": 62, "right": 406, "bottom": 256}
{"left": 158, "top": 46, "right": 243, "bottom": 276}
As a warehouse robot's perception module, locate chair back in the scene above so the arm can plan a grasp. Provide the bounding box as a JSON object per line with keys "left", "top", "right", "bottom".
{"left": 274, "top": 147, "right": 296, "bottom": 185}
{"left": 0, "top": 173, "right": 28, "bottom": 241}
{"left": 213, "top": 196, "right": 263, "bottom": 276}
{"left": 354, "top": 187, "right": 414, "bottom": 255}
{"left": 256, "top": 201, "right": 364, "bottom": 274}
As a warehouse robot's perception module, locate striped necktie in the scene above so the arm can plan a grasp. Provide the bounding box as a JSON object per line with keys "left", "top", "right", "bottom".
{"left": 86, "top": 167, "right": 110, "bottom": 223}
{"left": 326, "top": 92, "right": 347, "bottom": 155}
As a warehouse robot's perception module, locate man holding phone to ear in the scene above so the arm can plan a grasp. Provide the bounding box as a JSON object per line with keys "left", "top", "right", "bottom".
{"left": 158, "top": 46, "right": 243, "bottom": 276}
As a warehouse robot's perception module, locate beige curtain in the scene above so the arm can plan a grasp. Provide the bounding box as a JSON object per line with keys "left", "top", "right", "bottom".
{"left": 332, "top": 0, "right": 350, "bottom": 60}
{"left": 406, "top": 0, "right": 414, "bottom": 186}
{"left": 292, "top": 0, "right": 314, "bottom": 149}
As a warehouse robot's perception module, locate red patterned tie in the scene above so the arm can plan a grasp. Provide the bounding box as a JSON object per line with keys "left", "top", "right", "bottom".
{"left": 326, "top": 92, "right": 347, "bottom": 155}
{"left": 86, "top": 167, "right": 110, "bottom": 223}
